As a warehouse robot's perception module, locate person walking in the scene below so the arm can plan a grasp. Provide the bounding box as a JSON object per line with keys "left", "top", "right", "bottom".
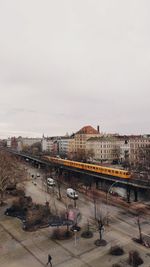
{"left": 46, "top": 254, "right": 52, "bottom": 266}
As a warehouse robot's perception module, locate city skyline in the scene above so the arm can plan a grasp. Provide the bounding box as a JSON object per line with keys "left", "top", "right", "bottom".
{"left": 0, "top": 1, "right": 150, "bottom": 138}
{"left": 1, "top": 124, "right": 150, "bottom": 139}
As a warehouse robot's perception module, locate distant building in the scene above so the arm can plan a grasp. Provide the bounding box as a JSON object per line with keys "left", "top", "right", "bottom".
{"left": 115, "top": 135, "right": 130, "bottom": 163}
{"left": 74, "top": 125, "right": 101, "bottom": 153}
{"left": 86, "top": 134, "right": 150, "bottom": 164}
{"left": 21, "top": 137, "right": 42, "bottom": 147}
{"left": 42, "top": 135, "right": 72, "bottom": 156}
{"left": 58, "top": 136, "right": 72, "bottom": 157}
{"left": 7, "top": 138, "right": 11, "bottom": 148}
{"left": 129, "top": 135, "right": 150, "bottom": 165}
{"left": 86, "top": 136, "right": 116, "bottom": 163}
{"left": 42, "top": 137, "right": 54, "bottom": 152}
{"left": 6, "top": 137, "right": 18, "bottom": 150}
{"left": 6, "top": 136, "right": 42, "bottom": 151}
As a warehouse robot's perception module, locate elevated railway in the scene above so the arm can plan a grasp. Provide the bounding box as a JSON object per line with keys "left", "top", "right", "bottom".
{"left": 4, "top": 149, "right": 150, "bottom": 201}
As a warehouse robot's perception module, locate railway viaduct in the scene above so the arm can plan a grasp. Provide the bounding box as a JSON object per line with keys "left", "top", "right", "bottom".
{"left": 5, "top": 149, "right": 150, "bottom": 203}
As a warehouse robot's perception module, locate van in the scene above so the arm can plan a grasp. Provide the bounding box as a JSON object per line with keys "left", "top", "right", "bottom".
{"left": 47, "top": 178, "right": 55, "bottom": 186}
{"left": 67, "top": 188, "right": 78, "bottom": 200}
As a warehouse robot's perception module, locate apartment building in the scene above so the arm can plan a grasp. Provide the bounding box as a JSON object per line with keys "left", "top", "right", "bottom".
{"left": 42, "top": 135, "right": 71, "bottom": 156}
{"left": 129, "top": 135, "right": 150, "bottom": 164}
{"left": 41, "top": 137, "right": 59, "bottom": 154}
{"left": 74, "top": 125, "right": 101, "bottom": 153}
{"left": 58, "top": 136, "right": 72, "bottom": 156}
{"left": 6, "top": 137, "right": 42, "bottom": 151}
{"left": 87, "top": 134, "right": 150, "bottom": 164}
{"left": 86, "top": 136, "right": 117, "bottom": 163}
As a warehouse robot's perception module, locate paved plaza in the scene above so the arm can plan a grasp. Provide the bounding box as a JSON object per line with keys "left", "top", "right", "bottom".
{"left": 1, "top": 205, "right": 150, "bottom": 267}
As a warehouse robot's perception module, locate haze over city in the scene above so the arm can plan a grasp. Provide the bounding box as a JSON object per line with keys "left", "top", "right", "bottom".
{"left": 0, "top": 0, "right": 150, "bottom": 138}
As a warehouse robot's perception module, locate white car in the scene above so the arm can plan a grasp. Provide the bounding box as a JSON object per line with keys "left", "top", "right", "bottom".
{"left": 47, "top": 178, "right": 55, "bottom": 186}
{"left": 36, "top": 173, "right": 40, "bottom": 177}
{"left": 67, "top": 188, "right": 78, "bottom": 200}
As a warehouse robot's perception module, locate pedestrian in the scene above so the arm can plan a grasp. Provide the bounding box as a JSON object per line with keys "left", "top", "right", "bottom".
{"left": 46, "top": 254, "right": 52, "bottom": 267}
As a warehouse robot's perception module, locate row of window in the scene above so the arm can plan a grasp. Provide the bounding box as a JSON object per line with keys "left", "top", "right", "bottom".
{"left": 47, "top": 157, "right": 130, "bottom": 178}
{"left": 59, "top": 160, "right": 128, "bottom": 176}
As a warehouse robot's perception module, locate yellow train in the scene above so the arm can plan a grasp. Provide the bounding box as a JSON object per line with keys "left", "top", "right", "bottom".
{"left": 42, "top": 156, "right": 131, "bottom": 179}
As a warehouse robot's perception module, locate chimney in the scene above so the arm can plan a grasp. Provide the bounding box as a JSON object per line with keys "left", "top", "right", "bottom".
{"left": 97, "top": 125, "right": 100, "bottom": 133}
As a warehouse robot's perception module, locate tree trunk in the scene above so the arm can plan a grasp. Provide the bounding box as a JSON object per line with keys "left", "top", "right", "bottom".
{"left": 99, "top": 229, "right": 102, "bottom": 240}
{"left": 0, "top": 191, "right": 4, "bottom": 205}
{"left": 58, "top": 183, "right": 62, "bottom": 200}
{"left": 137, "top": 217, "right": 143, "bottom": 243}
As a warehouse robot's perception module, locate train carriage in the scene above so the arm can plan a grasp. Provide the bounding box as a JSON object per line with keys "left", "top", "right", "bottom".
{"left": 42, "top": 156, "right": 131, "bottom": 180}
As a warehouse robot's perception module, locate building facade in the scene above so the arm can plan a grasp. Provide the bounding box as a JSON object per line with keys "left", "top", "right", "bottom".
{"left": 58, "top": 137, "right": 72, "bottom": 157}
{"left": 74, "top": 125, "right": 101, "bottom": 152}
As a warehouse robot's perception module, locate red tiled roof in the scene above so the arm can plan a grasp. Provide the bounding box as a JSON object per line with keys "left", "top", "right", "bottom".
{"left": 76, "top": 125, "right": 99, "bottom": 134}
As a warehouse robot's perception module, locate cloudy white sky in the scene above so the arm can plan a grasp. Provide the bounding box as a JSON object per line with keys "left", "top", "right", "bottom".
{"left": 0, "top": 0, "right": 150, "bottom": 138}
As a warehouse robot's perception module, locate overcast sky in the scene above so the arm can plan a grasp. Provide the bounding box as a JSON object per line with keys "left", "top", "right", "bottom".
{"left": 0, "top": 0, "right": 150, "bottom": 138}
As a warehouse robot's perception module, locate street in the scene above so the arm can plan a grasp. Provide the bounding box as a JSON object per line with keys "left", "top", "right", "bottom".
{"left": 1, "top": 164, "right": 150, "bottom": 267}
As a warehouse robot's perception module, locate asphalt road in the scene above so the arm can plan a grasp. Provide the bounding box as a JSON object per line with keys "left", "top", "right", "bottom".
{"left": 26, "top": 166, "right": 150, "bottom": 239}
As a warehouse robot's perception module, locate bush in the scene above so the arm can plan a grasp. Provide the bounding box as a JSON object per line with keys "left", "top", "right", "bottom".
{"left": 110, "top": 246, "right": 124, "bottom": 256}
{"left": 128, "top": 250, "right": 143, "bottom": 266}
{"left": 81, "top": 230, "right": 93, "bottom": 238}
{"left": 51, "top": 229, "right": 73, "bottom": 240}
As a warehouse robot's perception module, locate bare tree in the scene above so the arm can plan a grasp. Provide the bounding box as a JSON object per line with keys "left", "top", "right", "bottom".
{"left": 97, "top": 217, "right": 105, "bottom": 241}
{"left": 135, "top": 145, "right": 150, "bottom": 172}
{"left": 56, "top": 178, "right": 62, "bottom": 200}
{"left": 52, "top": 170, "right": 63, "bottom": 201}
{"left": 86, "top": 149, "right": 94, "bottom": 162}
{"left": 112, "top": 146, "right": 121, "bottom": 164}
{"left": 92, "top": 190, "right": 97, "bottom": 219}
{"left": 136, "top": 216, "right": 143, "bottom": 244}
{"left": 0, "top": 151, "right": 25, "bottom": 205}
{"left": 95, "top": 207, "right": 107, "bottom": 246}
{"left": 30, "top": 142, "right": 42, "bottom": 155}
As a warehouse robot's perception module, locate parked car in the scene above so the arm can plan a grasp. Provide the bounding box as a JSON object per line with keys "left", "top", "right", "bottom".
{"left": 36, "top": 173, "right": 40, "bottom": 177}
{"left": 67, "top": 188, "right": 78, "bottom": 200}
{"left": 47, "top": 178, "right": 56, "bottom": 186}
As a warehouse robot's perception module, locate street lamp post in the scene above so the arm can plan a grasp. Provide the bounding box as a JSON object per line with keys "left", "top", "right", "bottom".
{"left": 73, "top": 190, "right": 77, "bottom": 208}
{"left": 106, "top": 181, "right": 119, "bottom": 225}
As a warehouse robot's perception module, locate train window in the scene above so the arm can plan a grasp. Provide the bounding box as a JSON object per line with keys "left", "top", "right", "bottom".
{"left": 115, "top": 171, "right": 118, "bottom": 174}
